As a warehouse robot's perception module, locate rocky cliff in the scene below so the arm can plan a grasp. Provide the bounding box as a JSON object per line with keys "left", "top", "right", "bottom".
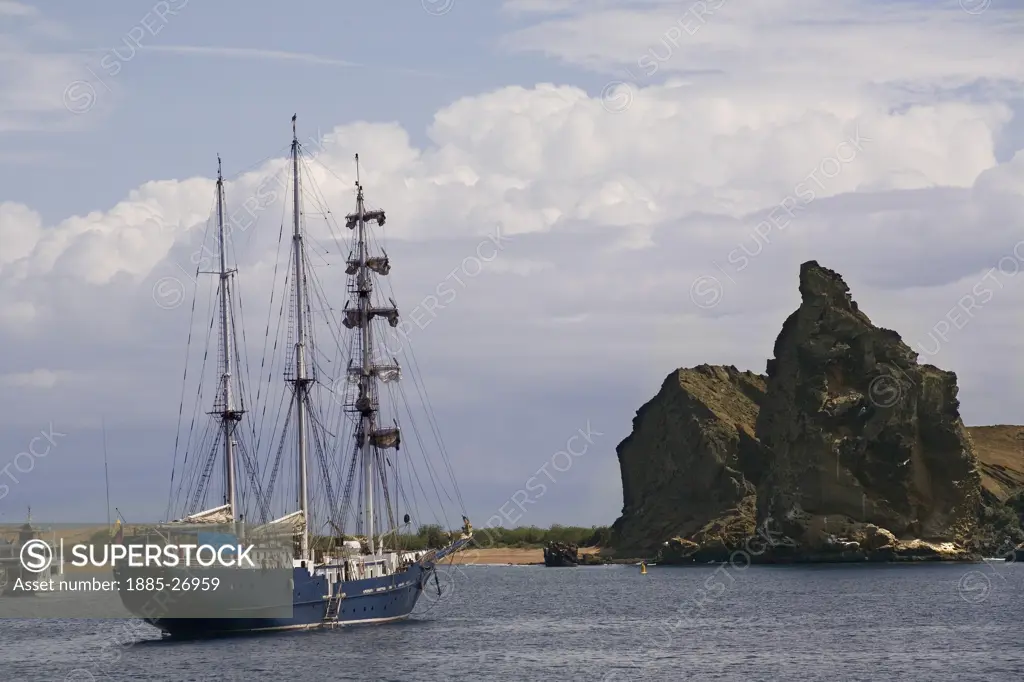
{"left": 611, "top": 365, "right": 768, "bottom": 557}
{"left": 755, "top": 261, "right": 981, "bottom": 556}
{"left": 612, "top": 261, "right": 1024, "bottom": 561}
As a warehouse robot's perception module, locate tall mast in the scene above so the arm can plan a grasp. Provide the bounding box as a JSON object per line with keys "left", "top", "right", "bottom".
{"left": 215, "top": 156, "right": 241, "bottom": 519}
{"left": 342, "top": 154, "right": 400, "bottom": 554}
{"left": 356, "top": 155, "right": 375, "bottom": 555}
{"left": 290, "top": 115, "right": 311, "bottom": 561}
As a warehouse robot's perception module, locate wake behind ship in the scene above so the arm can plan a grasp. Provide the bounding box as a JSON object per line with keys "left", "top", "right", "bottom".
{"left": 116, "top": 118, "right": 472, "bottom": 635}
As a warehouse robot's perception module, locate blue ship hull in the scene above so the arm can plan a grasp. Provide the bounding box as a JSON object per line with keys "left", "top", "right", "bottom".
{"left": 124, "top": 562, "right": 431, "bottom": 637}
{"left": 114, "top": 533, "right": 469, "bottom": 636}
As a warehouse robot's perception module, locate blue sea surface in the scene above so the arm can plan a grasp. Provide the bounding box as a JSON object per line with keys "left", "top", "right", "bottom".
{"left": 2, "top": 562, "right": 1022, "bottom": 681}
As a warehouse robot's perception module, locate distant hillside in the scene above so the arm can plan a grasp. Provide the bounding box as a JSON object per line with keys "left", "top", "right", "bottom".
{"left": 968, "top": 425, "right": 1024, "bottom": 501}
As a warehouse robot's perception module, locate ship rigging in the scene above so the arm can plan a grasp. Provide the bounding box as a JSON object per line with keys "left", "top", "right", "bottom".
{"left": 118, "top": 116, "right": 472, "bottom": 635}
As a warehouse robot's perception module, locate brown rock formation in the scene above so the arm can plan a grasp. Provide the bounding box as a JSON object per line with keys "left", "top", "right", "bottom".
{"left": 611, "top": 261, "right": 1024, "bottom": 562}
{"left": 756, "top": 261, "right": 981, "bottom": 549}
{"left": 611, "top": 365, "right": 768, "bottom": 554}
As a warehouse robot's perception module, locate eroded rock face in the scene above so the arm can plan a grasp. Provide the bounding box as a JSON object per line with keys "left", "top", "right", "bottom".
{"left": 755, "top": 261, "right": 981, "bottom": 549}
{"left": 611, "top": 365, "right": 769, "bottom": 554}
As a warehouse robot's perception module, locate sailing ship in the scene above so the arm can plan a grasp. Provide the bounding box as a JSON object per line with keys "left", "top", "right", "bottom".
{"left": 115, "top": 117, "right": 473, "bottom": 635}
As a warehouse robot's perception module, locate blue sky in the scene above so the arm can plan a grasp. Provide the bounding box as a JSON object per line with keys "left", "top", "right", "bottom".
{"left": 2, "top": 0, "right": 1024, "bottom": 528}
{"left": 2, "top": 1, "right": 593, "bottom": 222}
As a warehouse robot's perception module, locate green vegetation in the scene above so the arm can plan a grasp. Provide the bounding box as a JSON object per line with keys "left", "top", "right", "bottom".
{"left": 311, "top": 524, "right": 612, "bottom": 552}
{"left": 1005, "top": 489, "right": 1024, "bottom": 524}
{"left": 462, "top": 524, "right": 611, "bottom": 550}
{"left": 976, "top": 491, "right": 1024, "bottom": 556}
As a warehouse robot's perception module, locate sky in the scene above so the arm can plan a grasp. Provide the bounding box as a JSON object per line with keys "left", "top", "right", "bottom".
{"left": 1, "top": 0, "right": 1023, "bottom": 530}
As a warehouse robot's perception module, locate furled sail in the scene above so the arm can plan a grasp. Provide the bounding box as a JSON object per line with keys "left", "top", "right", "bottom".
{"left": 347, "top": 363, "right": 401, "bottom": 384}
{"left": 176, "top": 504, "right": 233, "bottom": 525}
{"left": 344, "top": 208, "right": 385, "bottom": 229}
{"left": 342, "top": 304, "right": 399, "bottom": 328}
{"left": 251, "top": 510, "right": 306, "bottom": 540}
{"left": 373, "top": 306, "right": 399, "bottom": 327}
{"left": 257, "top": 510, "right": 305, "bottom": 531}
{"left": 366, "top": 256, "right": 390, "bottom": 275}
{"left": 357, "top": 427, "right": 401, "bottom": 450}
{"left": 370, "top": 427, "right": 401, "bottom": 450}
{"left": 344, "top": 256, "right": 390, "bottom": 276}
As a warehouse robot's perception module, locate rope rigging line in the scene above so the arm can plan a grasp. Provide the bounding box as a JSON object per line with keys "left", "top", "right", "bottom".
{"left": 336, "top": 444, "right": 360, "bottom": 535}
{"left": 236, "top": 438, "right": 270, "bottom": 524}
{"left": 308, "top": 407, "right": 340, "bottom": 529}
{"left": 365, "top": 206, "right": 468, "bottom": 520}
{"left": 392, "top": 381, "right": 448, "bottom": 529}
{"left": 172, "top": 265, "right": 220, "bottom": 517}
{"left": 165, "top": 190, "right": 217, "bottom": 521}
{"left": 378, "top": 266, "right": 467, "bottom": 515}
{"left": 188, "top": 429, "right": 223, "bottom": 515}
{"left": 249, "top": 200, "right": 291, "bottom": 461}
{"left": 183, "top": 281, "right": 221, "bottom": 507}
{"left": 262, "top": 401, "right": 293, "bottom": 516}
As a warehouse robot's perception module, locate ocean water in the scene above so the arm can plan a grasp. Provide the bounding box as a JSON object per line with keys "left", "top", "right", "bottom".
{"left": 2, "top": 562, "right": 1022, "bottom": 681}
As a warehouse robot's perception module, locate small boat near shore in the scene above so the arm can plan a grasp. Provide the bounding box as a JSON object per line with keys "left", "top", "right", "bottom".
{"left": 0, "top": 509, "right": 60, "bottom": 596}
{"left": 543, "top": 542, "right": 579, "bottom": 567}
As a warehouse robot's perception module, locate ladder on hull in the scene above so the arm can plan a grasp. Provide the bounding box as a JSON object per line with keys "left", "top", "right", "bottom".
{"left": 323, "top": 591, "right": 343, "bottom": 625}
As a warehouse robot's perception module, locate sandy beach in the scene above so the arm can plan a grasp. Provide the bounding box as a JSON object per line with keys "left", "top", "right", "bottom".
{"left": 446, "top": 547, "right": 603, "bottom": 565}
